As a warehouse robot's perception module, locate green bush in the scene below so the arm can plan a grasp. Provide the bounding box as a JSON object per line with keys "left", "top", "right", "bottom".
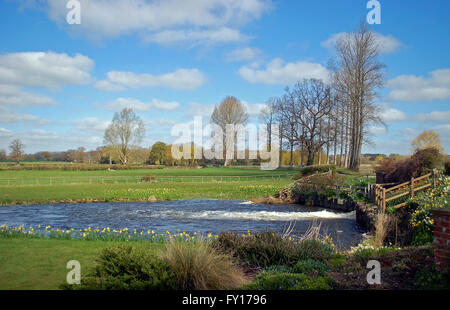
{"left": 244, "top": 271, "right": 332, "bottom": 290}
{"left": 407, "top": 175, "right": 450, "bottom": 246}
{"left": 262, "top": 265, "right": 294, "bottom": 273}
{"left": 295, "top": 239, "right": 335, "bottom": 262}
{"left": 292, "top": 259, "right": 330, "bottom": 276}
{"left": 140, "top": 175, "right": 156, "bottom": 182}
{"left": 61, "top": 244, "right": 176, "bottom": 290}
{"left": 212, "top": 231, "right": 335, "bottom": 268}
{"left": 212, "top": 231, "right": 297, "bottom": 268}
{"left": 293, "top": 165, "right": 336, "bottom": 179}
{"left": 415, "top": 266, "right": 450, "bottom": 290}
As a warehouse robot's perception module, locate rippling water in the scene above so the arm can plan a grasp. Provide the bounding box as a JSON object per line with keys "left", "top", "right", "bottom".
{"left": 0, "top": 199, "right": 364, "bottom": 247}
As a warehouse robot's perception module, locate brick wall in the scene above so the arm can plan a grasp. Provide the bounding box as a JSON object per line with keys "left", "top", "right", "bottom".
{"left": 431, "top": 207, "right": 450, "bottom": 270}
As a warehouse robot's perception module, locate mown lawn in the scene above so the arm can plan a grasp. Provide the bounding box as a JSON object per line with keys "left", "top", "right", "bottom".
{"left": 0, "top": 179, "right": 291, "bottom": 205}
{"left": 0, "top": 237, "right": 162, "bottom": 290}
{"left": 0, "top": 167, "right": 296, "bottom": 179}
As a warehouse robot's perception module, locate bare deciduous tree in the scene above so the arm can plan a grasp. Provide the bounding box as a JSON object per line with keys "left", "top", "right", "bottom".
{"left": 104, "top": 108, "right": 145, "bottom": 166}
{"left": 9, "top": 139, "right": 25, "bottom": 164}
{"left": 330, "top": 22, "right": 385, "bottom": 171}
{"left": 292, "top": 79, "right": 333, "bottom": 165}
{"left": 211, "top": 96, "right": 249, "bottom": 166}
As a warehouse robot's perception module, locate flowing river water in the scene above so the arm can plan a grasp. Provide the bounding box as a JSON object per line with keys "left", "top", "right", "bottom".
{"left": 0, "top": 199, "right": 364, "bottom": 248}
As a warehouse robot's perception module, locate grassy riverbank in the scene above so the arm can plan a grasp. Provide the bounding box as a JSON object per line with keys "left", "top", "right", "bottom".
{"left": 0, "top": 234, "right": 446, "bottom": 290}
{"left": 0, "top": 179, "right": 291, "bottom": 205}
{"left": 0, "top": 237, "right": 163, "bottom": 289}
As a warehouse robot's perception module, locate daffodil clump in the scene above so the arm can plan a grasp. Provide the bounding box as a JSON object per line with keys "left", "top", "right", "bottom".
{"left": 104, "top": 188, "right": 182, "bottom": 201}
{"left": 0, "top": 224, "right": 219, "bottom": 243}
{"left": 407, "top": 175, "right": 449, "bottom": 245}
{"left": 238, "top": 185, "right": 278, "bottom": 197}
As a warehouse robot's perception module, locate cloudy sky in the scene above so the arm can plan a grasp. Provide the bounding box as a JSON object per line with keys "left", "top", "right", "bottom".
{"left": 0, "top": 0, "right": 449, "bottom": 154}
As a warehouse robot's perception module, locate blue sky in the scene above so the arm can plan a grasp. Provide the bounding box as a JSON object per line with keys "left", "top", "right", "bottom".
{"left": 0, "top": 0, "right": 449, "bottom": 155}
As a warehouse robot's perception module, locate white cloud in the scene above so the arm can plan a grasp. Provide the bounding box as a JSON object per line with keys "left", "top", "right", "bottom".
{"left": 144, "top": 27, "right": 248, "bottom": 45}
{"left": 185, "top": 102, "right": 215, "bottom": 117}
{"left": 387, "top": 69, "right": 450, "bottom": 102}
{"left": 242, "top": 101, "right": 266, "bottom": 115}
{"left": 379, "top": 105, "right": 408, "bottom": 122}
{"left": 434, "top": 124, "right": 450, "bottom": 134}
{"left": 401, "top": 128, "right": 419, "bottom": 136}
{"left": 0, "top": 106, "right": 50, "bottom": 125}
{"left": 226, "top": 47, "right": 262, "bottom": 62}
{"left": 415, "top": 111, "right": 450, "bottom": 122}
{"left": 96, "top": 69, "right": 207, "bottom": 91}
{"left": 39, "top": 0, "right": 271, "bottom": 44}
{"left": 150, "top": 99, "right": 180, "bottom": 110}
{"left": 238, "top": 58, "right": 329, "bottom": 85}
{"left": 0, "top": 128, "right": 13, "bottom": 138}
{"left": 0, "top": 51, "right": 93, "bottom": 89}
{"left": 368, "top": 126, "right": 388, "bottom": 135}
{"left": 103, "top": 98, "right": 180, "bottom": 112}
{"left": 322, "top": 32, "right": 402, "bottom": 54}
{"left": 0, "top": 85, "right": 57, "bottom": 107}
{"left": 25, "top": 129, "right": 59, "bottom": 140}
{"left": 72, "top": 117, "right": 111, "bottom": 134}
{"left": 93, "top": 80, "right": 125, "bottom": 92}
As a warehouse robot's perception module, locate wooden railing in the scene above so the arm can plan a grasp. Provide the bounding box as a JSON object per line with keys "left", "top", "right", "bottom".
{"left": 371, "top": 169, "right": 438, "bottom": 212}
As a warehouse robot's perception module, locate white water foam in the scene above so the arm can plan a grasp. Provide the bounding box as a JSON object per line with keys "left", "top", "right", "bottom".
{"left": 148, "top": 210, "right": 355, "bottom": 221}
{"left": 239, "top": 201, "right": 254, "bottom": 205}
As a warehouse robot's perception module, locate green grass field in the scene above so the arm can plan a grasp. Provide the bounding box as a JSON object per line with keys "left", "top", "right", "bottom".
{"left": 0, "top": 166, "right": 296, "bottom": 178}
{"left": 0, "top": 179, "right": 291, "bottom": 205}
{"left": 0, "top": 167, "right": 295, "bottom": 205}
{"left": 0, "top": 238, "right": 161, "bottom": 289}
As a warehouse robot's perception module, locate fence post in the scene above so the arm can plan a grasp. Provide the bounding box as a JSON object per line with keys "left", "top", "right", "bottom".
{"left": 411, "top": 177, "right": 415, "bottom": 198}
{"left": 432, "top": 169, "right": 437, "bottom": 188}
{"left": 382, "top": 187, "right": 386, "bottom": 213}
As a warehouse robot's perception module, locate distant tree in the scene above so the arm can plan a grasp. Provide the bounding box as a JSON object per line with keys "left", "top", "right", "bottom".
{"left": 104, "top": 108, "right": 145, "bottom": 166}
{"left": 259, "top": 98, "right": 277, "bottom": 150}
{"left": 149, "top": 142, "right": 168, "bottom": 165}
{"left": 412, "top": 130, "right": 444, "bottom": 154}
{"left": 35, "top": 151, "right": 52, "bottom": 161}
{"left": 9, "top": 139, "right": 25, "bottom": 164}
{"left": 211, "top": 96, "right": 249, "bottom": 166}
{"left": 0, "top": 149, "right": 6, "bottom": 161}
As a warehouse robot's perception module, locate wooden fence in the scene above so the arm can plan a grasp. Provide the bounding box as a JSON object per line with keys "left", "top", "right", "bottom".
{"left": 370, "top": 169, "right": 438, "bottom": 212}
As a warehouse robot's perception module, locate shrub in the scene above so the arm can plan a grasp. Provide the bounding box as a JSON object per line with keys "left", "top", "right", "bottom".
{"left": 244, "top": 271, "right": 332, "bottom": 290}
{"left": 262, "top": 265, "right": 294, "bottom": 273}
{"left": 212, "top": 231, "right": 297, "bottom": 268}
{"left": 161, "top": 240, "right": 246, "bottom": 290}
{"left": 407, "top": 175, "right": 450, "bottom": 246}
{"left": 294, "top": 165, "right": 336, "bottom": 179}
{"left": 212, "top": 231, "right": 335, "bottom": 268}
{"left": 292, "top": 259, "right": 330, "bottom": 276}
{"left": 61, "top": 244, "right": 177, "bottom": 290}
{"left": 293, "top": 173, "right": 345, "bottom": 198}
{"left": 376, "top": 147, "right": 443, "bottom": 183}
{"left": 140, "top": 175, "right": 156, "bottom": 183}
{"left": 295, "top": 239, "right": 335, "bottom": 262}
{"left": 415, "top": 266, "right": 450, "bottom": 290}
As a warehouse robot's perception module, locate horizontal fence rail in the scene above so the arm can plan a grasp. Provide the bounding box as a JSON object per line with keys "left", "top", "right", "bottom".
{"left": 0, "top": 173, "right": 295, "bottom": 187}
{"left": 369, "top": 169, "right": 438, "bottom": 212}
